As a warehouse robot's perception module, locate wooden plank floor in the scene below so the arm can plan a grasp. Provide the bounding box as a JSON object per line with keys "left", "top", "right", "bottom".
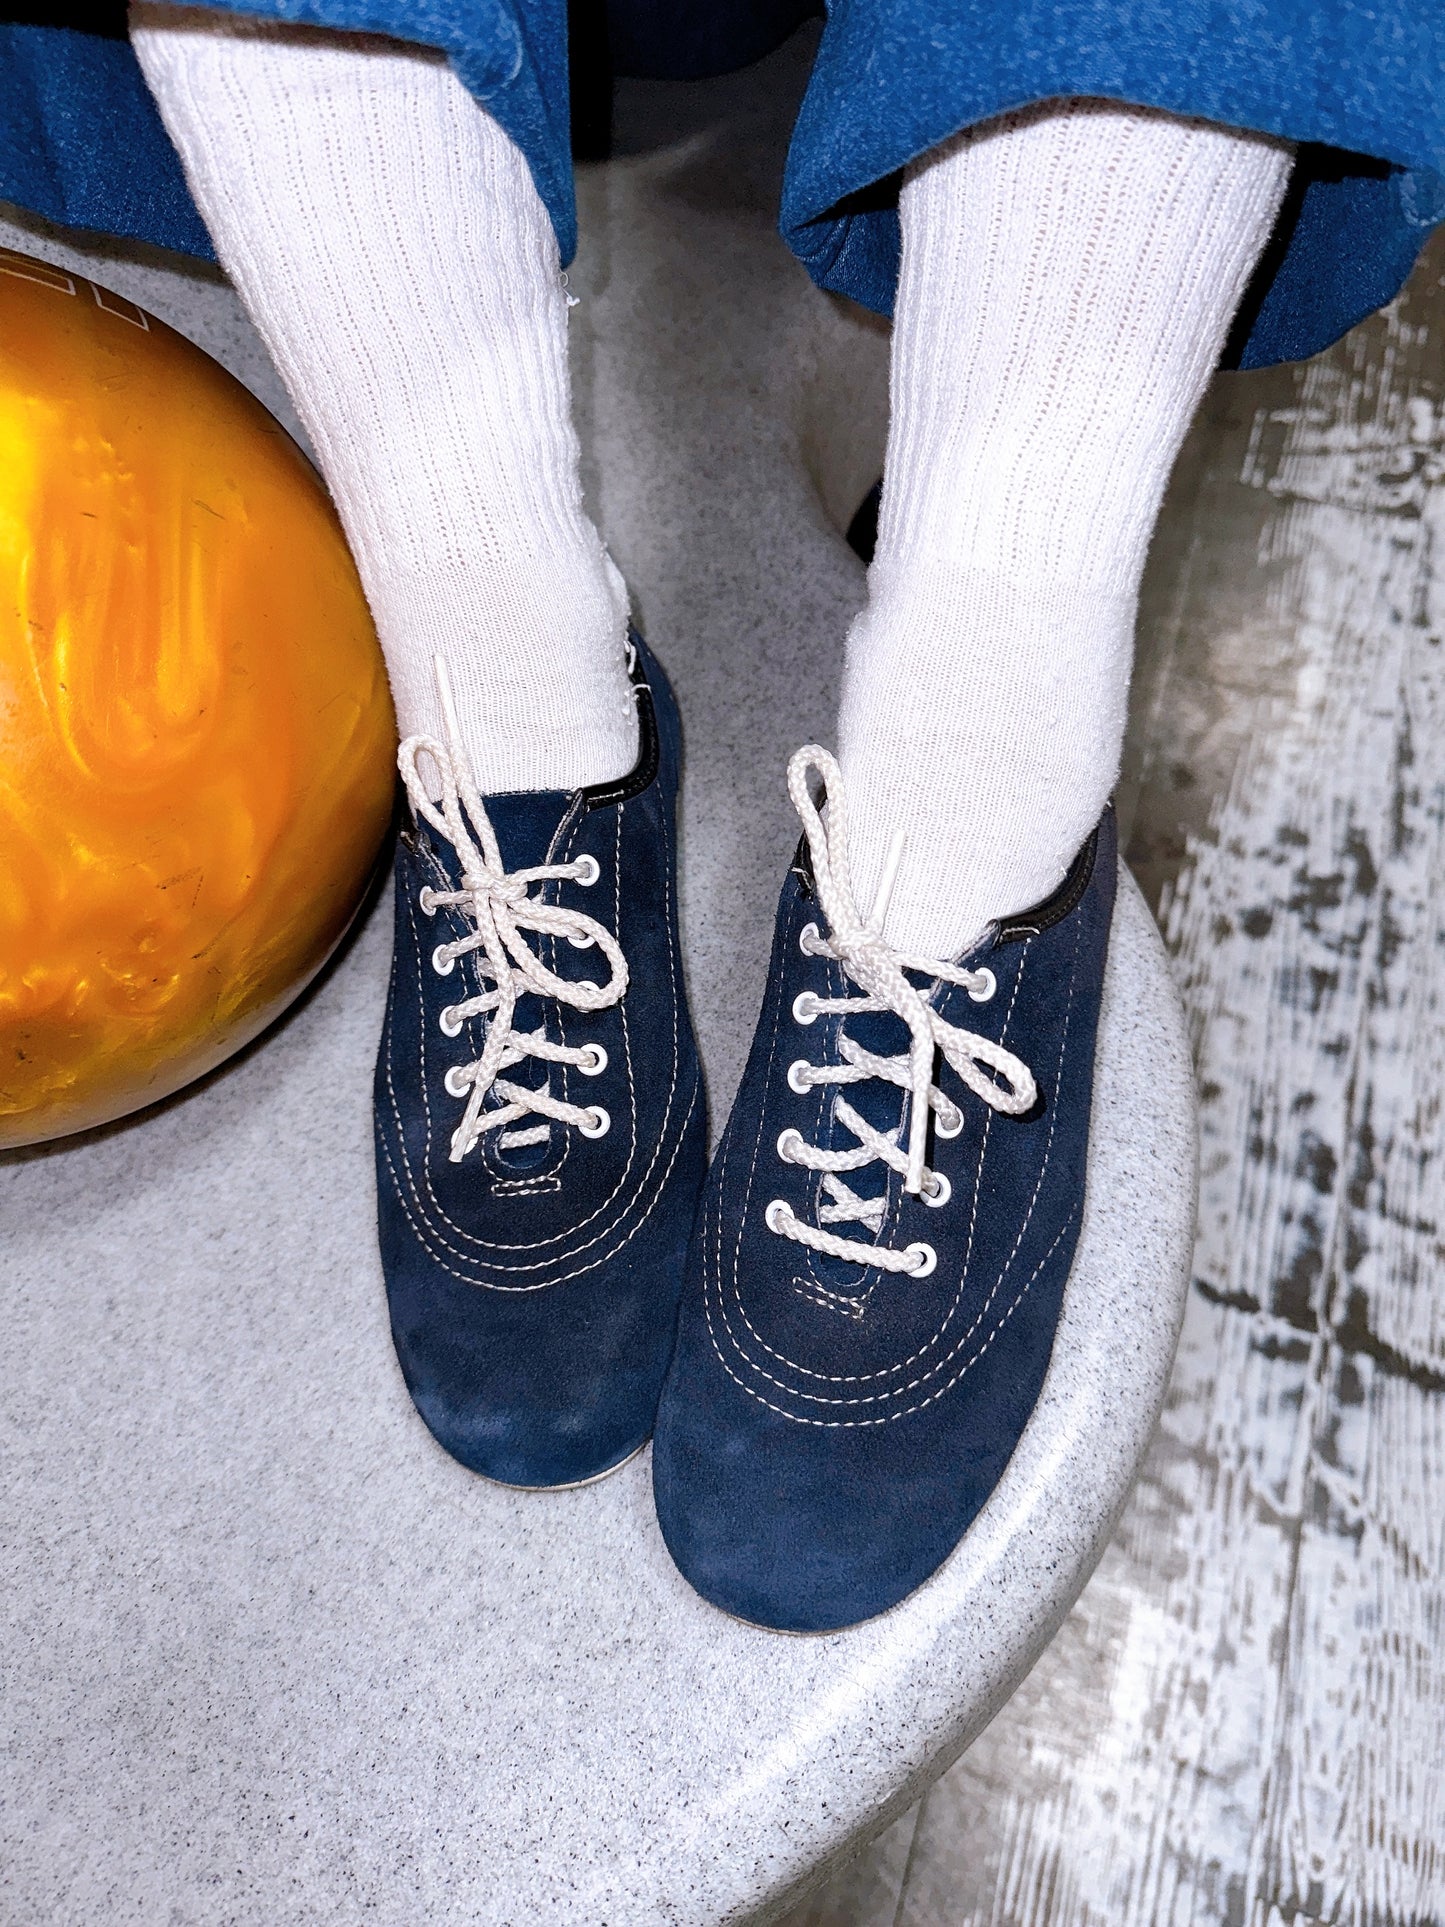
{"left": 783, "top": 227, "right": 1445, "bottom": 1927}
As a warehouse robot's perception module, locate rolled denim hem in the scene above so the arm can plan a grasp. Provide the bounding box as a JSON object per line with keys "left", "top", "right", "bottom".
{"left": 0, "top": 2, "right": 575, "bottom": 270}
{"left": 2, "top": 2, "right": 1440, "bottom": 372}
{"left": 779, "top": 1, "right": 1445, "bottom": 369}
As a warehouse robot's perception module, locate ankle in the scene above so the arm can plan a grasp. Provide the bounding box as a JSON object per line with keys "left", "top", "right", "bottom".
{"left": 837, "top": 560, "right": 1130, "bottom": 957}
{"left": 380, "top": 549, "right": 637, "bottom": 794}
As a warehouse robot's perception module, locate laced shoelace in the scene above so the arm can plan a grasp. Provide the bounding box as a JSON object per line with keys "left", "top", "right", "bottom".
{"left": 397, "top": 657, "right": 629, "bottom": 1165}
{"left": 765, "top": 747, "right": 1038, "bottom": 1277}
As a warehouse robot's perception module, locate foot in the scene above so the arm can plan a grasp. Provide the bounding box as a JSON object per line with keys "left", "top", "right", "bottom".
{"left": 653, "top": 747, "right": 1115, "bottom": 1628}
{"left": 373, "top": 636, "right": 707, "bottom": 1488}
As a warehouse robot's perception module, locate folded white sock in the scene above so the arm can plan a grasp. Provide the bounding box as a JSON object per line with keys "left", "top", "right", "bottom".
{"left": 131, "top": 7, "right": 637, "bottom": 795}
{"left": 839, "top": 98, "right": 1292, "bottom": 957}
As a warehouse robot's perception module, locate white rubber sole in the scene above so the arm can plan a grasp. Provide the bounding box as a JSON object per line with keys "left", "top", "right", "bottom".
{"left": 482, "top": 1438, "right": 648, "bottom": 1494}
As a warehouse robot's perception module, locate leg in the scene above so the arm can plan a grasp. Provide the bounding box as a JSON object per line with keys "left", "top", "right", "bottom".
{"left": 840, "top": 99, "right": 1292, "bottom": 956}
{"left": 131, "top": 8, "right": 706, "bottom": 1490}
{"left": 129, "top": 7, "right": 636, "bottom": 794}
{"left": 653, "top": 98, "right": 1292, "bottom": 1629}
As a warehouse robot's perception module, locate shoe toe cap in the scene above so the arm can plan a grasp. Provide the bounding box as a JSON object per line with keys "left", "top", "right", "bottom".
{"left": 651, "top": 1352, "right": 979, "bottom": 1632}
{"left": 389, "top": 1254, "right": 676, "bottom": 1489}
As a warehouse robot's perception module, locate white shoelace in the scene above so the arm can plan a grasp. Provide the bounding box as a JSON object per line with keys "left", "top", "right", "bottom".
{"left": 397, "top": 658, "right": 628, "bottom": 1164}
{"left": 766, "top": 747, "right": 1038, "bottom": 1277}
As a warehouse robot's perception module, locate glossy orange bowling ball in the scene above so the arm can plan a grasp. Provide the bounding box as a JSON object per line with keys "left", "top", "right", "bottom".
{"left": 0, "top": 248, "right": 395, "bottom": 1148}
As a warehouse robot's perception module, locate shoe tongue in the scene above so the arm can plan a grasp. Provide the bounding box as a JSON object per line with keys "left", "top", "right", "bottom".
{"left": 842, "top": 1004, "right": 911, "bottom": 1059}
{"left": 835, "top": 1004, "right": 913, "bottom": 1138}
{"left": 832, "top": 961, "right": 950, "bottom": 1136}
{"left": 477, "top": 787, "right": 575, "bottom": 874}
{"left": 448, "top": 785, "right": 588, "bottom": 1160}
{"left": 473, "top": 783, "right": 607, "bottom": 1013}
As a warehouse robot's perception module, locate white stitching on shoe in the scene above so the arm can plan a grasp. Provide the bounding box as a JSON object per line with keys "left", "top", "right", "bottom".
{"left": 792, "top": 1276, "right": 869, "bottom": 1321}
{"left": 706, "top": 1204, "right": 1078, "bottom": 1426}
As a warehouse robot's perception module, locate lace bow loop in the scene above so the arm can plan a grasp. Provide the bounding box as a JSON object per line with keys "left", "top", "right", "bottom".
{"left": 928, "top": 1004, "right": 1035, "bottom": 1114}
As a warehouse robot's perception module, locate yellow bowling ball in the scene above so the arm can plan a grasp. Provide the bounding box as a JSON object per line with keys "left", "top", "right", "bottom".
{"left": 0, "top": 248, "right": 395, "bottom": 1148}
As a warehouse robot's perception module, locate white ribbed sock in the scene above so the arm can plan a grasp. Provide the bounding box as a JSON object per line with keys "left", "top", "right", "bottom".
{"left": 839, "top": 99, "right": 1292, "bottom": 958}
{"left": 130, "top": 8, "right": 637, "bottom": 795}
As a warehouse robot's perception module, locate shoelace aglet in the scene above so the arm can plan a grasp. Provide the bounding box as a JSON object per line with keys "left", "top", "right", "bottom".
{"left": 866, "top": 828, "right": 907, "bottom": 936}
{"left": 434, "top": 652, "right": 463, "bottom": 754}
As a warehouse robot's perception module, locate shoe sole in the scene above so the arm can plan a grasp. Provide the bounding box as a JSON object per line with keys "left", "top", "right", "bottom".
{"left": 705, "top": 1597, "right": 886, "bottom": 1636}
{"left": 479, "top": 1437, "right": 648, "bottom": 1494}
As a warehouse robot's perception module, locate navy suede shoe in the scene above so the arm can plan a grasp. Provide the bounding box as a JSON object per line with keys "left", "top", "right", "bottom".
{"left": 374, "top": 636, "right": 706, "bottom": 1489}
{"left": 653, "top": 747, "right": 1116, "bottom": 1629}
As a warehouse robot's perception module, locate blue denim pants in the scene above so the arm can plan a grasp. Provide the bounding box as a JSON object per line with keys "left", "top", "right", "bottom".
{"left": 2, "top": 2, "right": 1441, "bottom": 368}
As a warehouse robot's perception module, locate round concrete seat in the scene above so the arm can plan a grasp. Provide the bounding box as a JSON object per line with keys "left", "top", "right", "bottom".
{"left": 0, "top": 35, "right": 1199, "bottom": 1914}
{"left": 1, "top": 861, "right": 1194, "bottom": 1925}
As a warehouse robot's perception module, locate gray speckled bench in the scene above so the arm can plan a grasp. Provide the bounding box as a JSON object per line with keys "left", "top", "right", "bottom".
{"left": 2, "top": 868, "right": 1193, "bottom": 1926}
{"left": 0, "top": 38, "right": 1197, "bottom": 1924}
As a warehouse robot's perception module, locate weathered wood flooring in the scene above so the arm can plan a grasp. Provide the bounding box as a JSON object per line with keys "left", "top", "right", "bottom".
{"left": 784, "top": 224, "right": 1445, "bottom": 1927}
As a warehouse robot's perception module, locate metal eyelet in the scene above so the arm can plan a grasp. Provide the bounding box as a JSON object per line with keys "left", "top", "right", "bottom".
{"left": 577, "top": 1043, "right": 608, "bottom": 1076}
{"left": 578, "top": 1105, "right": 610, "bottom": 1138}
{"left": 432, "top": 944, "right": 455, "bottom": 977}
{"left": 793, "top": 991, "right": 819, "bottom": 1026}
{"left": 921, "top": 1171, "right": 951, "bottom": 1209}
{"left": 765, "top": 1199, "right": 792, "bottom": 1234}
{"left": 905, "top": 1241, "right": 937, "bottom": 1277}
{"left": 776, "top": 1127, "right": 804, "bottom": 1163}
{"left": 567, "top": 930, "right": 596, "bottom": 949}
{"left": 799, "top": 921, "right": 821, "bottom": 956}
{"left": 573, "top": 853, "right": 600, "bottom": 886}
{"left": 967, "top": 967, "right": 997, "bottom": 1004}
{"left": 418, "top": 887, "right": 438, "bottom": 916}
{"left": 934, "top": 1107, "right": 964, "bottom": 1139}
{"left": 438, "top": 1006, "right": 463, "bottom": 1038}
{"left": 787, "top": 1058, "right": 812, "bottom": 1095}
{"left": 443, "top": 1065, "right": 472, "bottom": 1098}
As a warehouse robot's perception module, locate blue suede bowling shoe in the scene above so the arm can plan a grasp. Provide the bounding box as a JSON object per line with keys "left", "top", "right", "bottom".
{"left": 653, "top": 747, "right": 1115, "bottom": 1629}
{"left": 373, "top": 636, "right": 706, "bottom": 1489}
